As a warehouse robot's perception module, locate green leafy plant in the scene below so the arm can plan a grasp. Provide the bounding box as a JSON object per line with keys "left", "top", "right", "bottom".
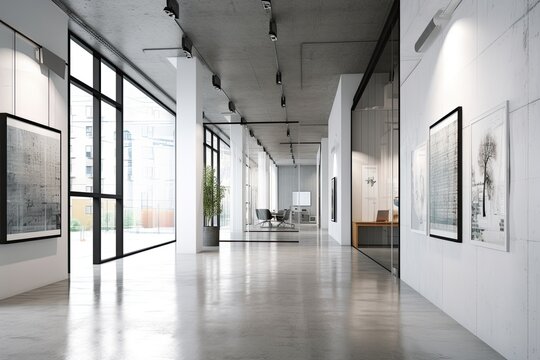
{"left": 203, "top": 166, "right": 226, "bottom": 227}
{"left": 70, "top": 219, "right": 81, "bottom": 232}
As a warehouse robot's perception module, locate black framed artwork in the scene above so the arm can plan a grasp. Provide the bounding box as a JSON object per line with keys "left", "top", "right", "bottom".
{"left": 428, "top": 107, "right": 462, "bottom": 242}
{"left": 331, "top": 177, "right": 337, "bottom": 222}
{"left": 0, "top": 113, "right": 62, "bottom": 244}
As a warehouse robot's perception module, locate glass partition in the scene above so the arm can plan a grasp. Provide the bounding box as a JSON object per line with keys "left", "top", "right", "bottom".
{"left": 351, "top": 20, "right": 399, "bottom": 274}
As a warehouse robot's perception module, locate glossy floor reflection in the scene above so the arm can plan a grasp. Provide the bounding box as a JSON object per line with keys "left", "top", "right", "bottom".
{"left": 0, "top": 229, "right": 502, "bottom": 360}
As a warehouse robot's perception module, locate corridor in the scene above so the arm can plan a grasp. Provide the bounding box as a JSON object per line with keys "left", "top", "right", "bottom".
{"left": 0, "top": 231, "right": 501, "bottom": 360}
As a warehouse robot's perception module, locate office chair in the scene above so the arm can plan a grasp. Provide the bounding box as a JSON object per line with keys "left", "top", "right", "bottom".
{"left": 255, "top": 209, "right": 273, "bottom": 228}
{"left": 276, "top": 209, "right": 295, "bottom": 228}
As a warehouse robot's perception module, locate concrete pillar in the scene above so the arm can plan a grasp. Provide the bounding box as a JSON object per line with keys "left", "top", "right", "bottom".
{"left": 176, "top": 57, "right": 204, "bottom": 254}
{"left": 230, "top": 125, "right": 245, "bottom": 233}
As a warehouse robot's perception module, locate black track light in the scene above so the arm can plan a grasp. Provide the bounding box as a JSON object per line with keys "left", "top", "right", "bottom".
{"left": 269, "top": 19, "right": 277, "bottom": 41}
{"left": 263, "top": 147, "right": 267, "bottom": 153}
{"left": 212, "top": 75, "right": 221, "bottom": 90}
{"left": 257, "top": 139, "right": 262, "bottom": 147}
{"left": 163, "top": 0, "right": 179, "bottom": 18}
{"left": 281, "top": 95, "right": 286, "bottom": 108}
{"left": 286, "top": 126, "right": 290, "bottom": 137}
{"left": 228, "top": 101, "right": 236, "bottom": 113}
{"left": 261, "top": 0, "right": 271, "bottom": 10}
{"left": 276, "top": 71, "right": 282, "bottom": 85}
{"left": 249, "top": 128, "right": 254, "bottom": 138}
{"left": 182, "top": 36, "right": 193, "bottom": 58}
{"left": 240, "top": 117, "right": 247, "bottom": 124}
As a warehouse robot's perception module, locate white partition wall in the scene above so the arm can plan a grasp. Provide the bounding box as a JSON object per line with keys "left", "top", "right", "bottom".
{"left": 400, "top": 1, "right": 540, "bottom": 359}
{"left": 319, "top": 138, "right": 329, "bottom": 230}
{"left": 230, "top": 125, "right": 246, "bottom": 234}
{"left": 327, "top": 74, "right": 362, "bottom": 245}
{"left": 0, "top": 0, "right": 68, "bottom": 299}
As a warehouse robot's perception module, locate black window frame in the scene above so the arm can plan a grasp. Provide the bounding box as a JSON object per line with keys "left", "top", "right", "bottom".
{"left": 68, "top": 33, "right": 176, "bottom": 269}
{"left": 203, "top": 128, "right": 222, "bottom": 227}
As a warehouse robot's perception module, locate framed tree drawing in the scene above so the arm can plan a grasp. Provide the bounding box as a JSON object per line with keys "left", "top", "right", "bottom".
{"left": 331, "top": 177, "right": 337, "bottom": 222}
{"left": 470, "top": 102, "right": 508, "bottom": 251}
{"left": 0, "top": 113, "right": 62, "bottom": 244}
{"left": 411, "top": 143, "right": 427, "bottom": 234}
{"left": 428, "top": 107, "right": 462, "bottom": 242}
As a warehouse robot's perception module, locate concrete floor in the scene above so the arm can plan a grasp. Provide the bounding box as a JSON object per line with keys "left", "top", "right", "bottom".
{"left": 0, "top": 229, "right": 502, "bottom": 360}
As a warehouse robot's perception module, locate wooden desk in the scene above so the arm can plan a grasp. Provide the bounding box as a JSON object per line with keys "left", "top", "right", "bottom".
{"left": 352, "top": 221, "right": 399, "bottom": 249}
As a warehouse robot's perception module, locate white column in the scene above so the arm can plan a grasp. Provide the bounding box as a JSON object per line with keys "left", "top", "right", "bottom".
{"left": 270, "top": 163, "right": 278, "bottom": 212}
{"left": 257, "top": 152, "right": 269, "bottom": 209}
{"left": 176, "top": 57, "right": 204, "bottom": 254}
{"left": 230, "top": 125, "right": 245, "bottom": 233}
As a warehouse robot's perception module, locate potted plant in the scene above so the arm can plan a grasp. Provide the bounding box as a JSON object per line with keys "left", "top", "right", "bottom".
{"left": 203, "top": 166, "right": 226, "bottom": 246}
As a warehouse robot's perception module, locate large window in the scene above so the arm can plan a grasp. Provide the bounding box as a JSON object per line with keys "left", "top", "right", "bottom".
{"left": 203, "top": 129, "right": 230, "bottom": 227}
{"left": 69, "top": 35, "right": 175, "bottom": 267}
{"left": 123, "top": 79, "right": 175, "bottom": 254}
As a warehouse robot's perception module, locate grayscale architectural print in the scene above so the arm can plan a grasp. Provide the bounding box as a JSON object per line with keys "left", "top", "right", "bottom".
{"left": 429, "top": 109, "right": 461, "bottom": 241}
{"left": 471, "top": 103, "right": 508, "bottom": 251}
{"left": 411, "top": 143, "right": 427, "bottom": 234}
{"left": 6, "top": 117, "right": 61, "bottom": 241}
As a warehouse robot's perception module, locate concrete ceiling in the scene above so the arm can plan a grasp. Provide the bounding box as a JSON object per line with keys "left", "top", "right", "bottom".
{"left": 56, "top": 0, "right": 393, "bottom": 165}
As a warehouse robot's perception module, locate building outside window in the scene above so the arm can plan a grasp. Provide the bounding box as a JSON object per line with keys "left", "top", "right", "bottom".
{"left": 68, "top": 35, "right": 175, "bottom": 268}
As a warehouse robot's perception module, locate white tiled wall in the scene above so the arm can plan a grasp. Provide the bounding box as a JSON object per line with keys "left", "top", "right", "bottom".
{"left": 400, "top": 1, "right": 539, "bottom": 358}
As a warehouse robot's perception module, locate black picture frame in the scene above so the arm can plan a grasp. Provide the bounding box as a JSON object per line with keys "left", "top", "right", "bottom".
{"left": 428, "top": 107, "right": 462, "bottom": 242}
{"left": 331, "top": 177, "right": 337, "bottom": 222}
{"left": 0, "top": 113, "right": 62, "bottom": 244}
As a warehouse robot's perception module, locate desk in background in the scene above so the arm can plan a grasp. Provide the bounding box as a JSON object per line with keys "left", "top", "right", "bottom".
{"left": 352, "top": 221, "right": 399, "bottom": 249}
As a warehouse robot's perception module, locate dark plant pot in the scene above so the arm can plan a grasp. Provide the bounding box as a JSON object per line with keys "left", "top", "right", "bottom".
{"left": 203, "top": 226, "right": 220, "bottom": 246}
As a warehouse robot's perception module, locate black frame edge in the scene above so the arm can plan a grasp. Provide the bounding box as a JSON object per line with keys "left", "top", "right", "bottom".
{"left": 428, "top": 106, "right": 463, "bottom": 243}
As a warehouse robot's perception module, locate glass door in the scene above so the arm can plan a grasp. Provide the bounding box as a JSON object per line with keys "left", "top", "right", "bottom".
{"left": 351, "top": 20, "right": 400, "bottom": 275}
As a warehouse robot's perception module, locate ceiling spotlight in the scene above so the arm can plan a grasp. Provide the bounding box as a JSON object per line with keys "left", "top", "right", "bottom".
{"left": 276, "top": 71, "right": 282, "bottom": 85}
{"left": 212, "top": 75, "right": 221, "bottom": 90}
{"left": 269, "top": 19, "right": 278, "bottom": 41}
{"left": 228, "top": 101, "right": 236, "bottom": 113}
{"left": 257, "top": 139, "right": 262, "bottom": 146}
{"left": 182, "top": 36, "right": 193, "bottom": 58}
{"left": 261, "top": 0, "right": 271, "bottom": 10}
{"left": 241, "top": 117, "right": 247, "bottom": 124}
{"left": 281, "top": 95, "right": 286, "bottom": 108}
{"left": 249, "top": 128, "right": 254, "bottom": 137}
{"left": 263, "top": 147, "right": 267, "bottom": 153}
{"left": 163, "top": 0, "right": 179, "bottom": 18}
{"left": 286, "top": 126, "right": 290, "bottom": 137}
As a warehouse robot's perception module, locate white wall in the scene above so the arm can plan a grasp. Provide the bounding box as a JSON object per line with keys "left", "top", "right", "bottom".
{"left": 0, "top": 0, "right": 68, "bottom": 299}
{"left": 400, "top": 1, "right": 540, "bottom": 359}
{"left": 278, "top": 165, "right": 317, "bottom": 215}
{"left": 328, "top": 74, "right": 362, "bottom": 245}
